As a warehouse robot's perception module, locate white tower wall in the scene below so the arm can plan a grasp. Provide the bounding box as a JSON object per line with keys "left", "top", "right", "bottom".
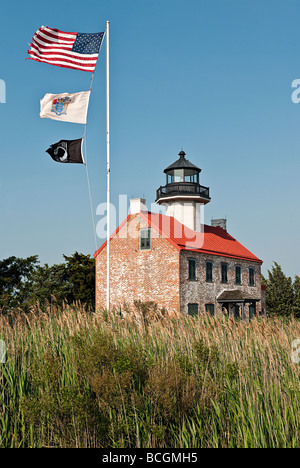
{"left": 163, "top": 200, "right": 202, "bottom": 232}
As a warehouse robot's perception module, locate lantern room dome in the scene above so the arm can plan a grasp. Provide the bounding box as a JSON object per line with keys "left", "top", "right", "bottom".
{"left": 163, "top": 151, "right": 201, "bottom": 173}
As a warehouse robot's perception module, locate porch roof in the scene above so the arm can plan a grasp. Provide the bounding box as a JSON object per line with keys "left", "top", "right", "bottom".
{"left": 217, "top": 290, "right": 260, "bottom": 303}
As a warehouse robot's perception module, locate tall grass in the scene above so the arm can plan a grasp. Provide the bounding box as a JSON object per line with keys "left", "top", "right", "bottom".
{"left": 0, "top": 304, "right": 299, "bottom": 448}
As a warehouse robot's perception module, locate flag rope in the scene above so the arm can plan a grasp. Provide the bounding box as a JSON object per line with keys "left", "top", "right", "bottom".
{"left": 84, "top": 135, "right": 98, "bottom": 251}
{"left": 83, "top": 73, "right": 98, "bottom": 251}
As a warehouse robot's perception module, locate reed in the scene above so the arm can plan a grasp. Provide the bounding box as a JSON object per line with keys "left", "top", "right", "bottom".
{"left": 0, "top": 304, "right": 299, "bottom": 448}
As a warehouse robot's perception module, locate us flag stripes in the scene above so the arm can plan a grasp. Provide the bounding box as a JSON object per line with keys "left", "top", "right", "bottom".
{"left": 27, "top": 26, "right": 104, "bottom": 72}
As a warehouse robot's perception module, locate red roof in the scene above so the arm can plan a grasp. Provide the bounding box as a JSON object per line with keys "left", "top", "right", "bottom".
{"left": 94, "top": 211, "right": 262, "bottom": 263}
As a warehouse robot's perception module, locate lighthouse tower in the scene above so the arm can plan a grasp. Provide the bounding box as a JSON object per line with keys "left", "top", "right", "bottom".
{"left": 156, "top": 151, "right": 210, "bottom": 232}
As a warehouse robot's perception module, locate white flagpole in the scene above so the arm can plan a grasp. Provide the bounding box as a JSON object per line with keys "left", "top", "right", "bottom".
{"left": 106, "top": 21, "right": 110, "bottom": 312}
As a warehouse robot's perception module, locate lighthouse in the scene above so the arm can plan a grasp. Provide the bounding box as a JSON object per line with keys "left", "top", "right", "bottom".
{"left": 155, "top": 150, "right": 211, "bottom": 232}
{"left": 95, "top": 148, "right": 263, "bottom": 318}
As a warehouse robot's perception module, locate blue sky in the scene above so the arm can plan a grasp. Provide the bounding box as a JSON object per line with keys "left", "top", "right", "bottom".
{"left": 0, "top": 0, "right": 300, "bottom": 278}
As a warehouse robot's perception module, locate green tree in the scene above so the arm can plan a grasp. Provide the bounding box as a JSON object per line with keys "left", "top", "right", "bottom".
{"left": 0, "top": 252, "right": 95, "bottom": 312}
{"left": 0, "top": 256, "right": 38, "bottom": 309}
{"left": 27, "top": 252, "right": 95, "bottom": 309}
{"left": 265, "top": 262, "right": 294, "bottom": 317}
{"left": 63, "top": 252, "right": 95, "bottom": 308}
{"left": 293, "top": 275, "right": 300, "bottom": 318}
{"left": 28, "top": 263, "right": 70, "bottom": 307}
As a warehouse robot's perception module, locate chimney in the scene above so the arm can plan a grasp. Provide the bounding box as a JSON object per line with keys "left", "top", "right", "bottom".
{"left": 211, "top": 218, "right": 227, "bottom": 231}
{"left": 130, "top": 198, "right": 147, "bottom": 215}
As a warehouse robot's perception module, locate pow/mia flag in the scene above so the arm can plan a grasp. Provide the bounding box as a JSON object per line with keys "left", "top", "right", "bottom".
{"left": 46, "top": 138, "right": 85, "bottom": 164}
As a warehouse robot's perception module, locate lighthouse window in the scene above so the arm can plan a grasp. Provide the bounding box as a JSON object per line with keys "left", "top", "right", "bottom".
{"left": 184, "top": 170, "right": 199, "bottom": 184}
{"left": 174, "top": 169, "right": 184, "bottom": 182}
{"left": 139, "top": 228, "right": 151, "bottom": 250}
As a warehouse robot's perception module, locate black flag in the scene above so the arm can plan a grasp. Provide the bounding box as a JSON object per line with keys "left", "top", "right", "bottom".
{"left": 46, "top": 138, "right": 84, "bottom": 164}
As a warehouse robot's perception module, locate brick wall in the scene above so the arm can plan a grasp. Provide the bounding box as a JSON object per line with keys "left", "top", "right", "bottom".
{"left": 95, "top": 214, "right": 181, "bottom": 312}
{"left": 95, "top": 214, "right": 263, "bottom": 319}
{"left": 179, "top": 250, "right": 262, "bottom": 318}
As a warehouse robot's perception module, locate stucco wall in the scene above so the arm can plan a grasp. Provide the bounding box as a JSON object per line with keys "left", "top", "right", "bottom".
{"left": 179, "top": 250, "right": 262, "bottom": 317}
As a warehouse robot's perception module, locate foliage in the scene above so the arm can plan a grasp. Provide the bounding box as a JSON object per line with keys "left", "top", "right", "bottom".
{"left": 0, "top": 252, "right": 95, "bottom": 312}
{"left": 0, "top": 305, "right": 299, "bottom": 448}
{"left": 62, "top": 252, "right": 95, "bottom": 307}
{"left": 27, "top": 263, "right": 70, "bottom": 307}
{"left": 263, "top": 262, "right": 297, "bottom": 317}
{"left": 0, "top": 256, "right": 38, "bottom": 309}
{"left": 293, "top": 276, "right": 300, "bottom": 318}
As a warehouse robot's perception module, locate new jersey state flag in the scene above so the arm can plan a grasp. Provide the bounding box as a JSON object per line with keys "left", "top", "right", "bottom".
{"left": 40, "top": 91, "right": 91, "bottom": 124}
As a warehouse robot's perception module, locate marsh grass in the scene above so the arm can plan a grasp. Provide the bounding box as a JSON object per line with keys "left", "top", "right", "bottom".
{"left": 0, "top": 304, "right": 299, "bottom": 448}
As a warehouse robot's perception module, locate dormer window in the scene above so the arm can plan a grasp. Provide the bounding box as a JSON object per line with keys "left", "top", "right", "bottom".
{"left": 139, "top": 228, "right": 151, "bottom": 250}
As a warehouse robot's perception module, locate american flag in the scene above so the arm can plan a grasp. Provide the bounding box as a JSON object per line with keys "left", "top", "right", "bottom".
{"left": 28, "top": 26, "right": 104, "bottom": 72}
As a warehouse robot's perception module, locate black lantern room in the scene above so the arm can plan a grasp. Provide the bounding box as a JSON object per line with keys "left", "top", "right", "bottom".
{"left": 156, "top": 151, "right": 210, "bottom": 204}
